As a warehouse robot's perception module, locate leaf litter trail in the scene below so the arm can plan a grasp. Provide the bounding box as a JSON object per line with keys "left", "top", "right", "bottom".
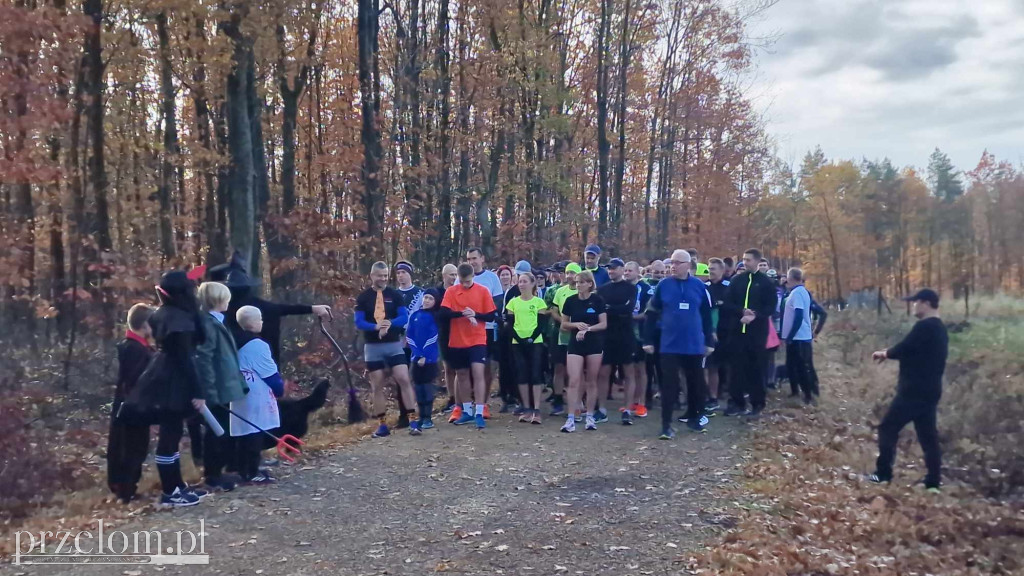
{"left": 41, "top": 408, "right": 751, "bottom": 576}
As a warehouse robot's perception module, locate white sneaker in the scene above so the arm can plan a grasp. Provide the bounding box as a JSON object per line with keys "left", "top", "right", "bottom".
{"left": 560, "top": 417, "right": 576, "bottom": 433}
{"left": 585, "top": 415, "right": 597, "bottom": 431}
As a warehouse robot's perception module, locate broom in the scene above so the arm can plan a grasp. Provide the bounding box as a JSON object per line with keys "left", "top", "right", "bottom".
{"left": 319, "top": 312, "right": 367, "bottom": 423}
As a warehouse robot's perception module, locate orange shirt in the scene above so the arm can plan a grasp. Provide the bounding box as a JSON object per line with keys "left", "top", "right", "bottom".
{"left": 441, "top": 282, "right": 496, "bottom": 348}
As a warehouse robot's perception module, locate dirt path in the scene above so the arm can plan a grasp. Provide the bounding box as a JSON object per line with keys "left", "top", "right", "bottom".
{"left": 21, "top": 404, "right": 752, "bottom": 576}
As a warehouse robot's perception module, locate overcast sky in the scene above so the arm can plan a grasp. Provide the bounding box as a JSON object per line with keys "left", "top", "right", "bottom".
{"left": 745, "top": 0, "right": 1024, "bottom": 173}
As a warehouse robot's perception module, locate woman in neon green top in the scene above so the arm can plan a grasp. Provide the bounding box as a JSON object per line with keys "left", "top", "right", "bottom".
{"left": 505, "top": 272, "right": 549, "bottom": 424}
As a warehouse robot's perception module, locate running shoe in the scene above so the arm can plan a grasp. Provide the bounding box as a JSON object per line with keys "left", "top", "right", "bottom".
{"left": 245, "top": 471, "right": 277, "bottom": 485}
{"left": 409, "top": 420, "right": 422, "bottom": 436}
{"left": 519, "top": 413, "right": 532, "bottom": 423}
{"left": 448, "top": 405, "right": 463, "bottom": 424}
{"left": 183, "top": 484, "right": 210, "bottom": 499}
{"left": 593, "top": 410, "right": 609, "bottom": 424}
{"left": 531, "top": 412, "right": 543, "bottom": 425}
{"left": 573, "top": 411, "right": 583, "bottom": 423}
{"left": 475, "top": 413, "right": 486, "bottom": 429}
{"left": 705, "top": 399, "right": 721, "bottom": 412}
{"left": 500, "top": 402, "right": 513, "bottom": 414}
{"left": 658, "top": 427, "right": 676, "bottom": 440}
{"left": 513, "top": 405, "right": 527, "bottom": 416}
{"left": 621, "top": 411, "right": 633, "bottom": 426}
{"left": 560, "top": 417, "right": 576, "bottom": 433}
{"left": 866, "top": 474, "right": 890, "bottom": 484}
{"left": 585, "top": 415, "right": 597, "bottom": 431}
{"left": 421, "top": 418, "right": 435, "bottom": 430}
{"left": 634, "top": 405, "right": 648, "bottom": 418}
{"left": 550, "top": 402, "right": 566, "bottom": 416}
{"left": 443, "top": 400, "right": 457, "bottom": 413}
{"left": 372, "top": 423, "right": 391, "bottom": 437}
{"left": 926, "top": 487, "right": 941, "bottom": 494}
{"left": 454, "top": 412, "right": 475, "bottom": 426}
{"left": 160, "top": 487, "right": 199, "bottom": 508}
{"left": 687, "top": 415, "right": 709, "bottom": 433}
{"left": 723, "top": 406, "right": 749, "bottom": 417}
{"left": 746, "top": 408, "right": 764, "bottom": 419}
{"left": 483, "top": 405, "right": 492, "bottom": 419}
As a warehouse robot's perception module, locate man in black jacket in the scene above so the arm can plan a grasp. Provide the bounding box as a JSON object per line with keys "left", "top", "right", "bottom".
{"left": 209, "top": 252, "right": 331, "bottom": 364}
{"left": 869, "top": 288, "right": 948, "bottom": 491}
{"left": 722, "top": 248, "right": 777, "bottom": 417}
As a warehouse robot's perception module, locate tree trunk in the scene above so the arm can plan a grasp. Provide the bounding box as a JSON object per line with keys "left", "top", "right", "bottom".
{"left": 156, "top": 11, "right": 178, "bottom": 261}
{"left": 434, "top": 0, "right": 453, "bottom": 262}
{"left": 222, "top": 7, "right": 257, "bottom": 267}
{"left": 358, "top": 0, "right": 384, "bottom": 264}
{"left": 595, "top": 0, "right": 612, "bottom": 238}
{"left": 612, "top": 0, "right": 633, "bottom": 243}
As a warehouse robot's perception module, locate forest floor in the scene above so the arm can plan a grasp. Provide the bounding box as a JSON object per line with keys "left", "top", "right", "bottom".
{"left": 14, "top": 397, "right": 754, "bottom": 576}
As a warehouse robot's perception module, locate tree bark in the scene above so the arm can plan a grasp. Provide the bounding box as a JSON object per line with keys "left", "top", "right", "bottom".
{"left": 222, "top": 6, "right": 256, "bottom": 268}
{"left": 156, "top": 11, "right": 178, "bottom": 261}
{"left": 595, "top": 0, "right": 612, "bottom": 239}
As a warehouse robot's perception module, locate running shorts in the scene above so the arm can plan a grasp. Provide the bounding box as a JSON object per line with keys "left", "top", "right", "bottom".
{"left": 553, "top": 344, "right": 568, "bottom": 365}
{"left": 631, "top": 338, "right": 646, "bottom": 363}
{"left": 567, "top": 333, "right": 604, "bottom": 357}
{"left": 447, "top": 345, "right": 488, "bottom": 370}
{"left": 364, "top": 341, "right": 409, "bottom": 372}
{"left": 485, "top": 328, "right": 500, "bottom": 359}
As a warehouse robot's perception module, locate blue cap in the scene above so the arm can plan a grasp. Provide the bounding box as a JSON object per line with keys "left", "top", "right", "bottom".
{"left": 607, "top": 258, "right": 625, "bottom": 268}
{"left": 514, "top": 260, "right": 532, "bottom": 274}
{"left": 585, "top": 244, "right": 602, "bottom": 256}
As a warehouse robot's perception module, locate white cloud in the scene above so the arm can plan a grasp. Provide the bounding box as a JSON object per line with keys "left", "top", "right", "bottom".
{"left": 746, "top": 0, "right": 1024, "bottom": 172}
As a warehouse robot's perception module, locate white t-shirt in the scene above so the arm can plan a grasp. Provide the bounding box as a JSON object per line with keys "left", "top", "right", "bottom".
{"left": 474, "top": 269, "right": 503, "bottom": 330}
{"left": 782, "top": 285, "right": 813, "bottom": 342}
{"left": 231, "top": 338, "right": 281, "bottom": 436}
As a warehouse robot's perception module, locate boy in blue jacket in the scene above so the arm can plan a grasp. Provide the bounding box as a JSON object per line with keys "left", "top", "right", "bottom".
{"left": 406, "top": 288, "right": 441, "bottom": 433}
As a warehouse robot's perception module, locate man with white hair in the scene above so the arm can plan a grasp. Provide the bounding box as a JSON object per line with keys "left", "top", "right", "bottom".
{"left": 642, "top": 249, "right": 715, "bottom": 439}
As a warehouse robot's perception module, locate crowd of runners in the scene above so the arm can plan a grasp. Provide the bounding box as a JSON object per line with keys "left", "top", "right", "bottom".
{"left": 355, "top": 244, "right": 829, "bottom": 440}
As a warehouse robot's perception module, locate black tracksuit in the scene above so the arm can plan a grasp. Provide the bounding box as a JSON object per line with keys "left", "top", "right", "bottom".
{"left": 874, "top": 316, "right": 948, "bottom": 488}
{"left": 722, "top": 271, "right": 777, "bottom": 411}
{"left": 107, "top": 336, "right": 153, "bottom": 501}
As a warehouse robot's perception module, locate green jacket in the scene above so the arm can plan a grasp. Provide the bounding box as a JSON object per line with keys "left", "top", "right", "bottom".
{"left": 196, "top": 313, "right": 249, "bottom": 405}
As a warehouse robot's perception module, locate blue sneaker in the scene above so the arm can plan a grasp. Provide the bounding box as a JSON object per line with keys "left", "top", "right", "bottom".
{"left": 454, "top": 412, "right": 475, "bottom": 426}
{"left": 621, "top": 411, "right": 633, "bottom": 426}
{"left": 658, "top": 427, "right": 676, "bottom": 440}
{"left": 409, "top": 420, "right": 422, "bottom": 436}
{"left": 372, "top": 423, "right": 391, "bottom": 437}
{"left": 550, "top": 403, "right": 566, "bottom": 416}
{"left": 474, "top": 413, "right": 486, "bottom": 429}
{"left": 593, "top": 410, "right": 609, "bottom": 424}
{"left": 687, "top": 414, "right": 709, "bottom": 433}
{"left": 421, "top": 418, "right": 435, "bottom": 430}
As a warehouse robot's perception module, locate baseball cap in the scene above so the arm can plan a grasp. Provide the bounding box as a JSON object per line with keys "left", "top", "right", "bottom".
{"left": 766, "top": 269, "right": 778, "bottom": 279}
{"left": 565, "top": 262, "right": 582, "bottom": 274}
{"left": 514, "top": 260, "right": 532, "bottom": 274}
{"left": 695, "top": 262, "right": 709, "bottom": 276}
{"left": 552, "top": 261, "right": 566, "bottom": 273}
{"left": 607, "top": 258, "right": 625, "bottom": 268}
{"left": 903, "top": 288, "right": 939, "bottom": 308}
{"left": 585, "top": 244, "right": 602, "bottom": 256}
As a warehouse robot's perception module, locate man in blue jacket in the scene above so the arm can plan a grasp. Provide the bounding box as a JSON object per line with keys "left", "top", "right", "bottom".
{"left": 643, "top": 249, "right": 715, "bottom": 438}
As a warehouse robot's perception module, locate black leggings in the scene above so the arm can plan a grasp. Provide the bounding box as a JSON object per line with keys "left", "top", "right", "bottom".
{"left": 659, "top": 354, "right": 707, "bottom": 429}
{"left": 512, "top": 342, "right": 544, "bottom": 385}
{"left": 875, "top": 397, "right": 941, "bottom": 488}
{"left": 155, "top": 416, "right": 186, "bottom": 493}
{"left": 237, "top": 433, "right": 264, "bottom": 480}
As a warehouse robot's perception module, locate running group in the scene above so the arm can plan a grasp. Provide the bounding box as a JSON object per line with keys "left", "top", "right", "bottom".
{"left": 355, "top": 245, "right": 827, "bottom": 440}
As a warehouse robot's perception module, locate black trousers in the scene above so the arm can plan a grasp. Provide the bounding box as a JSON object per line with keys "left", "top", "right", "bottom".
{"left": 729, "top": 338, "right": 767, "bottom": 411}
{"left": 785, "top": 340, "right": 819, "bottom": 400}
{"left": 659, "top": 354, "right": 707, "bottom": 430}
{"left": 203, "top": 404, "right": 233, "bottom": 482}
{"left": 237, "top": 433, "right": 265, "bottom": 480}
{"left": 875, "top": 396, "right": 941, "bottom": 488}
{"left": 498, "top": 326, "right": 519, "bottom": 403}
{"left": 106, "top": 405, "right": 150, "bottom": 499}
{"left": 186, "top": 413, "right": 204, "bottom": 463}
